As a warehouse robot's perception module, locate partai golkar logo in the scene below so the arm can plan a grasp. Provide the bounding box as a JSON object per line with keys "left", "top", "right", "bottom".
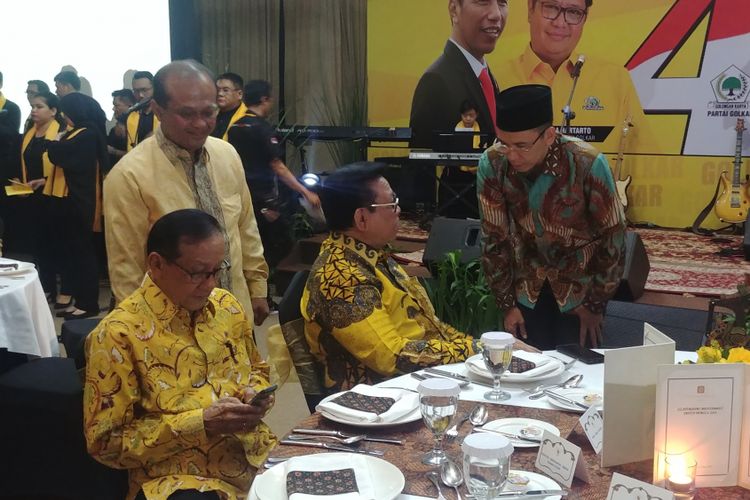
{"left": 707, "top": 65, "right": 750, "bottom": 118}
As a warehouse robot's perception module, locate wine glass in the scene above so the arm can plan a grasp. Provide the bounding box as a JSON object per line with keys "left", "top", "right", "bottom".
{"left": 418, "top": 378, "right": 460, "bottom": 465}
{"left": 462, "top": 433, "right": 513, "bottom": 499}
{"left": 481, "top": 331, "right": 515, "bottom": 401}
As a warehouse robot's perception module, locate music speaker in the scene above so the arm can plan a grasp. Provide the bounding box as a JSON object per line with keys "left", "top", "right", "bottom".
{"left": 744, "top": 211, "right": 750, "bottom": 261}
{"left": 422, "top": 217, "right": 482, "bottom": 269}
{"left": 613, "top": 231, "right": 650, "bottom": 301}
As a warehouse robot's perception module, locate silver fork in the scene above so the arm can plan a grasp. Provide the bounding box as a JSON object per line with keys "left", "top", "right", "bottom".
{"left": 426, "top": 471, "right": 447, "bottom": 500}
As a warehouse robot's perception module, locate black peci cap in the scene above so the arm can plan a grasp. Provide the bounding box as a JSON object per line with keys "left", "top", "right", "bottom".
{"left": 496, "top": 84, "right": 553, "bottom": 132}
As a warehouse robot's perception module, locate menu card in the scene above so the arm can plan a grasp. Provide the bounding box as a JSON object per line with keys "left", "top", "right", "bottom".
{"left": 654, "top": 363, "right": 750, "bottom": 489}
{"left": 601, "top": 323, "right": 675, "bottom": 467}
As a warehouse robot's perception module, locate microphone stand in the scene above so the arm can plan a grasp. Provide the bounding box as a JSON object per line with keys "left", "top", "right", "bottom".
{"left": 561, "top": 64, "right": 583, "bottom": 134}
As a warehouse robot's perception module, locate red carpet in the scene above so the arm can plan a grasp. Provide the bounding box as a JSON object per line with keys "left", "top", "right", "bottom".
{"left": 635, "top": 229, "right": 749, "bottom": 297}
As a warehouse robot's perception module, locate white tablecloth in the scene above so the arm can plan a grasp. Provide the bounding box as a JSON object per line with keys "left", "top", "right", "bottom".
{"left": 250, "top": 349, "right": 698, "bottom": 499}
{"left": 0, "top": 265, "right": 59, "bottom": 357}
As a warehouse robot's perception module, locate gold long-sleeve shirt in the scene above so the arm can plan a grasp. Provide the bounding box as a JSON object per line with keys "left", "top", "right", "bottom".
{"left": 83, "top": 276, "right": 277, "bottom": 500}
{"left": 103, "top": 128, "right": 268, "bottom": 324}
{"left": 301, "top": 233, "right": 477, "bottom": 391}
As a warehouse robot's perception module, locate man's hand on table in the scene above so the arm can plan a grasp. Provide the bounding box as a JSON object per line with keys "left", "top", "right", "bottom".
{"left": 504, "top": 306, "right": 527, "bottom": 340}
{"left": 203, "top": 393, "right": 273, "bottom": 437}
{"left": 572, "top": 305, "right": 603, "bottom": 347}
{"left": 251, "top": 297, "right": 270, "bottom": 326}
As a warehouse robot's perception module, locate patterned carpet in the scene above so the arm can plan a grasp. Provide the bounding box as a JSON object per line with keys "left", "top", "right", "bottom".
{"left": 395, "top": 218, "right": 749, "bottom": 297}
{"left": 636, "top": 228, "right": 749, "bottom": 297}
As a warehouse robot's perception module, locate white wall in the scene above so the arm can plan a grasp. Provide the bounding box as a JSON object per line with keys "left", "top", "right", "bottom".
{"left": 2, "top": 0, "right": 171, "bottom": 127}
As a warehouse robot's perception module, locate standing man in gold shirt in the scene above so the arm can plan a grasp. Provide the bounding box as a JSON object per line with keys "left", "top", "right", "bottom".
{"left": 104, "top": 60, "right": 270, "bottom": 326}
{"left": 84, "top": 209, "right": 277, "bottom": 500}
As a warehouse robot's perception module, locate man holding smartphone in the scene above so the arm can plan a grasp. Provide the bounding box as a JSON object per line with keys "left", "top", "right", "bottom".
{"left": 83, "top": 210, "right": 277, "bottom": 500}
{"left": 477, "top": 85, "right": 626, "bottom": 350}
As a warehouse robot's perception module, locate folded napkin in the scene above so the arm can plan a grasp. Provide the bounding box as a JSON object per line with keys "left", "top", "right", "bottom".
{"left": 317, "top": 384, "right": 419, "bottom": 423}
{"left": 468, "top": 351, "right": 558, "bottom": 380}
{"left": 285, "top": 454, "right": 375, "bottom": 499}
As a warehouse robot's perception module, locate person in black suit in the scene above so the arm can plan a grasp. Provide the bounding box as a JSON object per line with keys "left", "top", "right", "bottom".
{"left": 408, "top": 0, "right": 508, "bottom": 217}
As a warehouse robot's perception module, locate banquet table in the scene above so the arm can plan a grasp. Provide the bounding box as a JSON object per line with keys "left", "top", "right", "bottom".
{"left": 251, "top": 351, "right": 747, "bottom": 499}
{"left": 0, "top": 260, "right": 58, "bottom": 358}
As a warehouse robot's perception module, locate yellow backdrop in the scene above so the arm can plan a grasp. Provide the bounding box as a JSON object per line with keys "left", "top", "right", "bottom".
{"left": 367, "top": 0, "right": 750, "bottom": 229}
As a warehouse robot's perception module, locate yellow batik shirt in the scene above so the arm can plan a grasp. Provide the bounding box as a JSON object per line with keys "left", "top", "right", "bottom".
{"left": 83, "top": 275, "right": 277, "bottom": 500}
{"left": 497, "top": 45, "right": 660, "bottom": 154}
{"left": 301, "top": 233, "right": 478, "bottom": 391}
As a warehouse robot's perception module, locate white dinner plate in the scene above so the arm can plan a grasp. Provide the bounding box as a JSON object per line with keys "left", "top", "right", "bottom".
{"left": 465, "top": 353, "right": 565, "bottom": 383}
{"left": 251, "top": 452, "right": 404, "bottom": 500}
{"left": 0, "top": 259, "right": 35, "bottom": 276}
{"left": 482, "top": 417, "right": 560, "bottom": 448}
{"left": 546, "top": 388, "right": 603, "bottom": 413}
{"left": 500, "top": 469, "right": 562, "bottom": 499}
{"left": 318, "top": 389, "right": 421, "bottom": 428}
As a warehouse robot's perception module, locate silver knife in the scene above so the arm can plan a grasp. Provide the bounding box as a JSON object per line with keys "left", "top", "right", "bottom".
{"left": 544, "top": 389, "right": 589, "bottom": 410}
{"left": 291, "top": 428, "right": 403, "bottom": 445}
{"left": 280, "top": 439, "right": 385, "bottom": 456}
{"left": 412, "top": 371, "right": 470, "bottom": 388}
{"left": 423, "top": 367, "right": 493, "bottom": 388}
{"left": 474, "top": 427, "right": 541, "bottom": 443}
{"left": 496, "top": 489, "right": 568, "bottom": 498}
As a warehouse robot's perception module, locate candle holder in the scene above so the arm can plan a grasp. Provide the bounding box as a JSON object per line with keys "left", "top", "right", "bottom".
{"left": 665, "top": 455, "right": 697, "bottom": 499}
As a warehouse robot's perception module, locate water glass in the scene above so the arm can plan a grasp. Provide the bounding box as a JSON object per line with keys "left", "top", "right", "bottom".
{"left": 418, "top": 378, "right": 460, "bottom": 465}
{"left": 462, "top": 432, "right": 513, "bottom": 499}
{"left": 481, "top": 331, "right": 515, "bottom": 401}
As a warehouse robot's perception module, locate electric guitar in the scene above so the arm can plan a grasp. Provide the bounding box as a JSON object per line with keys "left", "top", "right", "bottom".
{"left": 714, "top": 118, "right": 750, "bottom": 223}
{"left": 613, "top": 116, "right": 633, "bottom": 210}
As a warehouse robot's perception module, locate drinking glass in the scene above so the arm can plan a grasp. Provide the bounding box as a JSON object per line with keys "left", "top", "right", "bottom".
{"left": 418, "top": 378, "right": 460, "bottom": 465}
{"left": 481, "top": 331, "right": 515, "bottom": 401}
{"left": 462, "top": 433, "right": 513, "bottom": 499}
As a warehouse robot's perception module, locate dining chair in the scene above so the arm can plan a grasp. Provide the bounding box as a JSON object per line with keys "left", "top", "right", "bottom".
{"left": 0, "top": 357, "right": 127, "bottom": 499}
{"left": 277, "top": 270, "right": 327, "bottom": 412}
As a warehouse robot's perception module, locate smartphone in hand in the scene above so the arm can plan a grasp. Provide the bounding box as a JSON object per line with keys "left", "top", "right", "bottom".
{"left": 248, "top": 384, "right": 278, "bottom": 406}
{"left": 556, "top": 343, "right": 605, "bottom": 364}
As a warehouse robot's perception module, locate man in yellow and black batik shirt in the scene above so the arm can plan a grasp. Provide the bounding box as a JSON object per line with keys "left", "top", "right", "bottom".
{"left": 211, "top": 72, "right": 246, "bottom": 141}
{"left": 301, "top": 162, "right": 537, "bottom": 393}
{"left": 496, "top": 0, "right": 658, "bottom": 154}
{"left": 84, "top": 210, "right": 277, "bottom": 500}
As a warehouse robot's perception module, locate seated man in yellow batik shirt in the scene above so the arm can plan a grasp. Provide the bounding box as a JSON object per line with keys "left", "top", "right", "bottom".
{"left": 301, "top": 162, "right": 536, "bottom": 392}
{"left": 84, "top": 209, "right": 277, "bottom": 500}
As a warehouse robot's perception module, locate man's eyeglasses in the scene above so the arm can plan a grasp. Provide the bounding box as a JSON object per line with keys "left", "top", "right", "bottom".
{"left": 169, "top": 259, "right": 231, "bottom": 283}
{"left": 539, "top": 2, "right": 588, "bottom": 25}
{"left": 169, "top": 106, "right": 220, "bottom": 122}
{"left": 368, "top": 196, "right": 400, "bottom": 213}
{"left": 217, "top": 86, "right": 240, "bottom": 95}
{"left": 133, "top": 87, "right": 153, "bottom": 95}
{"left": 496, "top": 130, "right": 546, "bottom": 155}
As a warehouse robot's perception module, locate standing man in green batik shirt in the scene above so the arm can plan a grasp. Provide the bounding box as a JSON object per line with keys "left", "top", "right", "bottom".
{"left": 477, "top": 84, "right": 625, "bottom": 350}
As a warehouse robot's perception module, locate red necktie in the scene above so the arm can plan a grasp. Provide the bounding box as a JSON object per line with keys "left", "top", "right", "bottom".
{"left": 479, "top": 68, "right": 497, "bottom": 132}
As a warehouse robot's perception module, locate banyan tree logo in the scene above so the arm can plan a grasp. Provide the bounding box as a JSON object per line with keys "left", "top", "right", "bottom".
{"left": 582, "top": 96, "right": 604, "bottom": 111}
{"left": 710, "top": 65, "right": 750, "bottom": 103}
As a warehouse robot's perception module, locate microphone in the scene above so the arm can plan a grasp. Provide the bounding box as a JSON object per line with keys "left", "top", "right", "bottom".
{"left": 127, "top": 97, "right": 152, "bottom": 114}
{"left": 571, "top": 55, "right": 585, "bottom": 78}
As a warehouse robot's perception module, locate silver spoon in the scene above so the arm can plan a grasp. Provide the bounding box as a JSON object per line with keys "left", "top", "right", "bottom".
{"left": 468, "top": 404, "right": 489, "bottom": 427}
{"left": 426, "top": 471, "right": 447, "bottom": 500}
{"left": 440, "top": 459, "right": 465, "bottom": 500}
{"left": 286, "top": 434, "right": 366, "bottom": 445}
{"left": 528, "top": 374, "right": 584, "bottom": 399}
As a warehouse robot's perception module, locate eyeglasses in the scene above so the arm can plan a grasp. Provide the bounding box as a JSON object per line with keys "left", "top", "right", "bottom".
{"left": 539, "top": 2, "right": 588, "bottom": 25}
{"left": 169, "top": 259, "right": 231, "bottom": 284}
{"left": 217, "top": 86, "right": 240, "bottom": 94}
{"left": 168, "top": 106, "right": 220, "bottom": 122}
{"left": 496, "top": 130, "right": 546, "bottom": 155}
{"left": 368, "top": 196, "right": 400, "bottom": 213}
{"left": 133, "top": 86, "right": 153, "bottom": 95}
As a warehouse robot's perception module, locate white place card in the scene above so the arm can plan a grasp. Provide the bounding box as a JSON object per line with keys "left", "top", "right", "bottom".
{"left": 607, "top": 472, "right": 674, "bottom": 500}
{"left": 580, "top": 404, "right": 603, "bottom": 454}
{"left": 601, "top": 323, "right": 675, "bottom": 467}
{"left": 535, "top": 430, "right": 590, "bottom": 487}
{"left": 654, "top": 363, "right": 750, "bottom": 488}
